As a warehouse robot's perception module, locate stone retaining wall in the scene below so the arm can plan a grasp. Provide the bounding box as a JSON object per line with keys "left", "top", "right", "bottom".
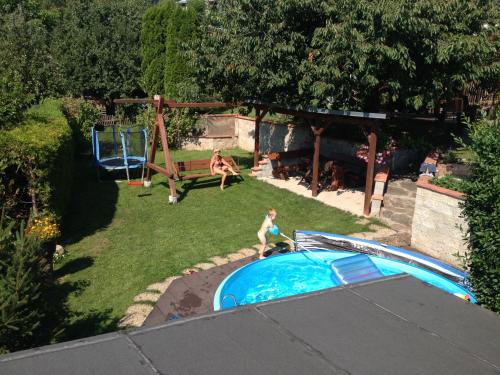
{"left": 183, "top": 114, "right": 419, "bottom": 173}
{"left": 411, "top": 176, "right": 467, "bottom": 266}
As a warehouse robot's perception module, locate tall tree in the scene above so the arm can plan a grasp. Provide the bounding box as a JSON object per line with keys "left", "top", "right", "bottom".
{"left": 194, "top": 0, "right": 498, "bottom": 111}
{"left": 301, "top": 0, "right": 499, "bottom": 111}
{"left": 164, "top": 3, "right": 201, "bottom": 99}
{"left": 192, "top": 0, "right": 326, "bottom": 104}
{"left": 141, "top": 0, "right": 177, "bottom": 96}
{"left": 0, "top": 219, "right": 45, "bottom": 354}
{"left": 53, "top": 0, "right": 150, "bottom": 102}
{"left": 141, "top": 0, "right": 204, "bottom": 99}
{"left": 0, "top": 4, "right": 61, "bottom": 127}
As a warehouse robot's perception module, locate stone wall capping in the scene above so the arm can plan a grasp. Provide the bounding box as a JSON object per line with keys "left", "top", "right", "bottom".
{"left": 416, "top": 176, "right": 464, "bottom": 200}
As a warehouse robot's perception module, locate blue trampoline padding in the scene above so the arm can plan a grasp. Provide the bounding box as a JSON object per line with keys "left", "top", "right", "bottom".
{"left": 330, "top": 254, "right": 384, "bottom": 285}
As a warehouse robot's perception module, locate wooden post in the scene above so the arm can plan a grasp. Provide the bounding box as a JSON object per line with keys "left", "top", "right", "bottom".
{"left": 145, "top": 96, "right": 161, "bottom": 183}
{"left": 311, "top": 125, "right": 325, "bottom": 197}
{"left": 253, "top": 108, "right": 268, "bottom": 167}
{"left": 146, "top": 95, "right": 178, "bottom": 203}
{"left": 363, "top": 124, "right": 378, "bottom": 216}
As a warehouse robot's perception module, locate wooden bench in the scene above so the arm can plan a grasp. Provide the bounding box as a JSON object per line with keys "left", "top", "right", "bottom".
{"left": 173, "top": 156, "right": 243, "bottom": 182}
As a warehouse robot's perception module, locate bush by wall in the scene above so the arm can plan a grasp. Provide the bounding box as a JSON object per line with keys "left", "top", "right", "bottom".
{"left": 0, "top": 99, "right": 74, "bottom": 221}
{"left": 461, "top": 114, "right": 500, "bottom": 312}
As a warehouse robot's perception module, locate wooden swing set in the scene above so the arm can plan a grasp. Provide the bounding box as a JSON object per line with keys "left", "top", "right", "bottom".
{"left": 114, "top": 95, "right": 240, "bottom": 203}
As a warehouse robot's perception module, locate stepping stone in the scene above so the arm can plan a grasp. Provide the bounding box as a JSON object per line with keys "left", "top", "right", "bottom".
{"left": 182, "top": 267, "right": 199, "bottom": 276}
{"left": 193, "top": 262, "right": 216, "bottom": 270}
{"left": 133, "top": 292, "right": 161, "bottom": 303}
{"left": 209, "top": 256, "right": 229, "bottom": 266}
{"left": 146, "top": 276, "right": 180, "bottom": 294}
{"left": 238, "top": 248, "right": 257, "bottom": 257}
{"left": 227, "top": 252, "right": 246, "bottom": 262}
{"left": 119, "top": 304, "right": 154, "bottom": 328}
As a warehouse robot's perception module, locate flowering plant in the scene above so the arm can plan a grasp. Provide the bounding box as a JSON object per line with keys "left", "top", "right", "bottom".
{"left": 356, "top": 136, "right": 397, "bottom": 165}
{"left": 27, "top": 216, "right": 60, "bottom": 241}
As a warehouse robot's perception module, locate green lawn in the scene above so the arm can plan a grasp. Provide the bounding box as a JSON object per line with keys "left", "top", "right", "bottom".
{"left": 55, "top": 148, "right": 374, "bottom": 340}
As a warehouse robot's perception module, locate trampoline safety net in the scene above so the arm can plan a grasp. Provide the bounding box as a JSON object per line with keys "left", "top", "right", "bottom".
{"left": 92, "top": 125, "right": 148, "bottom": 170}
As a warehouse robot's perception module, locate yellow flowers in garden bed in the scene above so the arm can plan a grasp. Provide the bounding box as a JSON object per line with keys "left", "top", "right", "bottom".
{"left": 27, "top": 216, "right": 60, "bottom": 241}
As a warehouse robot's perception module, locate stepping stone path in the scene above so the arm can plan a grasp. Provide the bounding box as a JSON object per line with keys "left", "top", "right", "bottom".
{"left": 238, "top": 248, "right": 257, "bottom": 257}
{"left": 119, "top": 248, "right": 260, "bottom": 328}
{"left": 209, "top": 256, "right": 230, "bottom": 266}
{"left": 133, "top": 292, "right": 161, "bottom": 303}
{"left": 193, "top": 262, "right": 216, "bottom": 271}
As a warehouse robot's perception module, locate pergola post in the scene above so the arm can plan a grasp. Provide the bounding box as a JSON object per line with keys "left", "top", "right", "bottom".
{"left": 253, "top": 107, "right": 268, "bottom": 167}
{"left": 311, "top": 125, "right": 325, "bottom": 197}
{"left": 363, "top": 124, "right": 379, "bottom": 216}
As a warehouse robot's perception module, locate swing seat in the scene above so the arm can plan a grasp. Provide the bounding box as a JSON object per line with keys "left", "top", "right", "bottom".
{"left": 173, "top": 156, "right": 242, "bottom": 181}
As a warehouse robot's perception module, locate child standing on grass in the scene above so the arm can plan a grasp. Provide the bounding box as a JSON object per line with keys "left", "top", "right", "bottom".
{"left": 257, "top": 208, "right": 277, "bottom": 259}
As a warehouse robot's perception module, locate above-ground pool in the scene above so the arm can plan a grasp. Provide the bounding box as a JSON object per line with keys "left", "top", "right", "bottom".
{"left": 214, "top": 232, "right": 476, "bottom": 310}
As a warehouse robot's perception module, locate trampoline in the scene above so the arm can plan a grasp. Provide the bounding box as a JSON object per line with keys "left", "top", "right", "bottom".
{"left": 92, "top": 124, "right": 148, "bottom": 180}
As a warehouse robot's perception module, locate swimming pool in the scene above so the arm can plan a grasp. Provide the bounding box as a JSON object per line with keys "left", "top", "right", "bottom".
{"left": 214, "top": 233, "right": 476, "bottom": 310}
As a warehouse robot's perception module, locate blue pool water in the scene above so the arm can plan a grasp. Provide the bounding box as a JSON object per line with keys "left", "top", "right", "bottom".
{"left": 214, "top": 250, "right": 476, "bottom": 310}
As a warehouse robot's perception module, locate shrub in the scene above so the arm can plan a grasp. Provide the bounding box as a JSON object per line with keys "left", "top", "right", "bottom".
{"left": 0, "top": 217, "right": 45, "bottom": 354}
{"left": 461, "top": 114, "right": 500, "bottom": 312}
{"left": 0, "top": 99, "right": 74, "bottom": 221}
{"left": 430, "top": 175, "right": 466, "bottom": 193}
{"left": 62, "top": 98, "right": 102, "bottom": 144}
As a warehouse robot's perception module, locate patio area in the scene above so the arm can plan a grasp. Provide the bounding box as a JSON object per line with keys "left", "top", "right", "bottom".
{"left": 258, "top": 176, "right": 366, "bottom": 216}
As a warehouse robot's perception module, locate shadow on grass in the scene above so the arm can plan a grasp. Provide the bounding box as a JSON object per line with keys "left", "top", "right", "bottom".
{"left": 41, "top": 277, "right": 118, "bottom": 345}
{"left": 54, "top": 256, "right": 94, "bottom": 279}
{"left": 159, "top": 175, "right": 244, "bottom": 202}
{"left": 61, "top": 156, "right": 119, "bottom": 245}
{"left": 231, "top": 155, "right": 253, "bottom": 170}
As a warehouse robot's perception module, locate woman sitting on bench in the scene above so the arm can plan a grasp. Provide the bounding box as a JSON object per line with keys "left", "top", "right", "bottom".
{"left": 210, "top": 149, "right": 240, "bottom": 190}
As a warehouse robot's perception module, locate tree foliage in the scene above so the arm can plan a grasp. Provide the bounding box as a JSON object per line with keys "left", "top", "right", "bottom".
{"left": 0, "top": 100, "right": 74, "bottom": 221}
{"left": 0, "top": 218, "right": 45, "bottom": 354}
{"left": 193, "top": 0, "right": 326, "bottom": 104}
{"left": 302, "top": 0, "right": 499, "bottom": 111}
{"left": 0, "top": 5, "right": 61, "bottom": 127}
{"left": 461, "top": 114, "right": 500, "bottom": 312}
{"left": 141, "top": 0, "right": 204, "bottom": 99}
{"left": 141, "top": 0, "right": 177, "bottom": 96}
{"left": 194, "top": 0, "right": 499, "bottom": 111}
{"left": 53, "top": 0, "right": 150, "bottom": 102}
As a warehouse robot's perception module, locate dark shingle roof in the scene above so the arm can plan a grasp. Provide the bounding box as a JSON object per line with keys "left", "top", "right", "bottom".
{"left": 1, "top": 274, "right": 499, "bottom": 375}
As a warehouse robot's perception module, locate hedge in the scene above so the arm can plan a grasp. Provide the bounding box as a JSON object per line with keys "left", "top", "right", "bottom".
{"left": 461, "top": 115, "right": 500, "bottom": 312}
{"left": 0, "top": 99, "right": 74, "bottom": 221}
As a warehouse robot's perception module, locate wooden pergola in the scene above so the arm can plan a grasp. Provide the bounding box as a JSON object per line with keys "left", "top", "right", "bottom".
{"left": 247, "top": 100, "right": 389, "bottom": 216}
